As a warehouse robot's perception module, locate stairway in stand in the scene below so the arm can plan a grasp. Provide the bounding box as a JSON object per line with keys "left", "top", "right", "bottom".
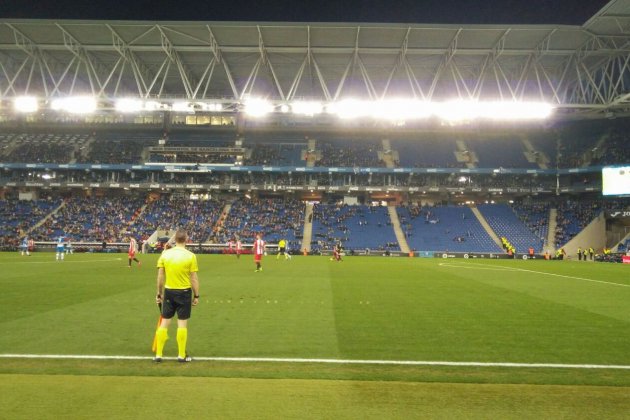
{"left": 388, "top": 206, "right": 410, "bottom": 254}
{"left": 301, "top": 203, "right": 314, "bottom": 252}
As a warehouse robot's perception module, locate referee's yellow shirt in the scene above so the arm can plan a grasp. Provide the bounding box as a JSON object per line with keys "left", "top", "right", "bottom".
{"left": 278, "top": 239, "right": 286, "bottom": 248}
{"left": 157, "top": 246, "right": 199, "bottom": 289}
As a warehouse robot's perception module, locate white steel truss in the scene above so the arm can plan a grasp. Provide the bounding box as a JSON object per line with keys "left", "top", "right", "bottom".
{"left": 1, "top": 7, "right": 630, "bottom": 116}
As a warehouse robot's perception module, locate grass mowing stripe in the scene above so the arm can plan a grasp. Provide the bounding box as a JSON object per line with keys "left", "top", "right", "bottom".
{"left": 1, "top": 354, "right": 629, "bottom": 370}
{"left": 438, "top": 262, "right": 630, "bottom": 288}
{"left": 2, "top": 374, "right": 629, "bottom": 420}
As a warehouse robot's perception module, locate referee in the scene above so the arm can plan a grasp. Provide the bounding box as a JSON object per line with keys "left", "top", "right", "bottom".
{"left": 154, "top": 229, "right": 199, "bottom": 363}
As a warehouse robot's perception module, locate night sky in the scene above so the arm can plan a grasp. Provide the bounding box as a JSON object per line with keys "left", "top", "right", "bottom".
{"left": 0, "top": 0, "right": 612, "bottom": 25}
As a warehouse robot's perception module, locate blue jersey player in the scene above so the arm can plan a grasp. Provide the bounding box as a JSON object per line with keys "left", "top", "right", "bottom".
{"left": 20, "top": 237, "right": 29, "bottom": 256}
{"left": 56, "top": 236, "right": 65, "bottom": 261}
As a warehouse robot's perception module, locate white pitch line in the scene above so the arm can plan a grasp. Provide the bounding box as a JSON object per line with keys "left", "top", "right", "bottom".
{"left": 7, "top": 258, "right": 123, "bottom": 264}
{"left": 505, "top": 266, "right": 630, "bottom": 288}
{"left": 439, "top": 262, "right": 630, "bottom": 288}
{"left": 0, "top": 354, "right": 629, "bottom": 370}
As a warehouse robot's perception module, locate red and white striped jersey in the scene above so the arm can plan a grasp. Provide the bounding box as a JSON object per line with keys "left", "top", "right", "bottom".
{"left": 253, "top": 239, "right": 265, "bottom": 255}
{"left": 128, "top": 238, "right": 137, "bottom": 253}
{"left": 236, "top": 240, "right": 242, "bottom": 250}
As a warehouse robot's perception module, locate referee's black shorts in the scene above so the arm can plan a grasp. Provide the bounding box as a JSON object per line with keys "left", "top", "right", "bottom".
{"left": 279, "top": 247, "right": 286, "bottom": 253}
{"left": 162, "top": 288, "right": 192, "bottom": 320}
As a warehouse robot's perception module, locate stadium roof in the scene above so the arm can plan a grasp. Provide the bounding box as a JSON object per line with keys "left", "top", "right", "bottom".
{"left": 1, "top": 0, "right": 630, "bottom": 116}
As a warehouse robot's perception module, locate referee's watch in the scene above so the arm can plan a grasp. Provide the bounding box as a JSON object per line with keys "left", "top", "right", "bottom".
{"left": 194, "top": 295, "right": 200, "bottom": 299}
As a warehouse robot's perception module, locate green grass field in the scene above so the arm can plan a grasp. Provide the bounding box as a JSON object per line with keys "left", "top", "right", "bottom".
{"left": 1, "top": 252, "right": 629, "bottom": 419}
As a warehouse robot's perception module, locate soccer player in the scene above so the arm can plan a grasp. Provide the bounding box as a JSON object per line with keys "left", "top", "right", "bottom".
{"left": 332, "top": 242, "right": 343, "bottom": 262}
{"left": 27, "top": 237, "right": 34, "bottom": 255}
{"left": 235, "top": 237, "right": 242, "bottom": 259}
{"left": 276, "top": 238, "right": 286, "bottom": 260}
{"left": 55, "top": 236, "right": 65, "bottom": 261}
{"left": 253, "top": 233, "right": 265, "bottom": 272}
{"left": 284, "top": 240, "right": 292, "bottom": 260}
{"left": 154, "top": 229, "right": 199, "bottom": 363}
{"left": 127, "top": 234, "right": 141, "bottom": 268}
{"left": 20, "top": 236, "right": 29, "bottom": 256}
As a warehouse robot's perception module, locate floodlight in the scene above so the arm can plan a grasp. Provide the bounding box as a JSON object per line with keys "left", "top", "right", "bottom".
{"left": 280, "top": 104, "right": 290, "bottom": 113}
{"left": 13, "top": 96, "right": 39, "bottom": 113}
{"left": 433, "top": 100, "right": 553, "bottom": 121}
{"left": 329, "top": 99, "right": 372, "bottom": 119}
{"left": 194, "top": 102, "right": 222, "bottom": 112}
{"left": 480, "top": 101, "right": 554, "bottom": 120}
{"left": 144, "top": 101, "right": 162, "bottom": 111}
{"left": 51, "top": 96, "right": 97, "bottom": 114}
{"left": 435, "top": 100, "right": 481, "bottom": 122}
{"left": 244, "top": 99, "right": 273, "bottom": 117}
{"left": 172, "top": 102, "right": 193, "bottom": 113}
{"left": 375, "top": 99, "right": 432, "bottom": 120}
{"left": 115, "top": 98, "right": 143, "bottom": 113}
{"left": 291, "top": 101, "right": 323, "bottom": 116}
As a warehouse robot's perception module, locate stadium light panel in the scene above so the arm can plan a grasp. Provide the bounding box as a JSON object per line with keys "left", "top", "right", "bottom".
{"left": 375, "top": 100, "right": 432, "bottom": 120}
{"left": 328, "top": 99, "right": 372, "bottom": 119}
{"left": 144, "top": 101, "right": 163, "bottom": 111}
{"left": 291, "top": 101, "right": 323, "bottom": 116}
{"left": 194, "top": 102, "right": 223, "bottom": 112}
{"left": 13, "top": 96, "right": 39, "bottom": 113}
{"left": 433, "top": 100, "right": 554, "bottom": 121}
{"left": 435, "top": 100, "right": 481, "bottom": 122}
{"left": 51, "top": 96, "right": 97, "bottom": 114}
{"left": 479, "top": 101, "right": 554, "bottom": 120}
{"left": 172, "top": 101, "right": 193, "bottom": 113}
{"left": 244, "top": 99, "right": 273, "bottom": 117}
{"left": 115, "top": 98, "right": 144, "bottom": 113}
{"left": 280, "top": 104, "right": 290, "bottom": 113}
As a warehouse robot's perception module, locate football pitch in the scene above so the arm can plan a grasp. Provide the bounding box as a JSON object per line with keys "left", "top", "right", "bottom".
{"left": 1, "top": 252, "right": 629, "bottom": 419}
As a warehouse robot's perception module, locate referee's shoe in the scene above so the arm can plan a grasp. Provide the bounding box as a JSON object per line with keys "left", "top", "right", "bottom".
{"left": 178, "top": 355, "right": 193, "bottom": 363}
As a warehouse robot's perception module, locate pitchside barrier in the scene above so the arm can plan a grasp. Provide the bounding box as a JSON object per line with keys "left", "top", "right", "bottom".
{"left": 8, "top": 243, "right": 549, "bottom": 259}
{"left": 433, "top": 252, "right": 544, "bottom": 260}
{"left": 8, "top": 242, "right": 284, "bottom": 254}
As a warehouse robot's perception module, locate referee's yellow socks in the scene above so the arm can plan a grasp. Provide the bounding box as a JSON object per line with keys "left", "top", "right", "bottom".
{"left": 155, "top": 327, "right": 168, "bottom": 358}
{"left": 177, "top": 327, "right": 188, "bottom": 359}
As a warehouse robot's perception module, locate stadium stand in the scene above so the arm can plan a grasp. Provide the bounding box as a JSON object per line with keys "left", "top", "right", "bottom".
{"left": 0, "top": 198, "right": 62, "bottom": 248}
{"left": 398, "top": 204, "right": 501, "bottom": 253}
{"left": 29, "top": 196, "right": 146, "bottom": 242}
{"left": 311, "top": 203, "right": 399, "bottom": 252}
{"left": 472, "top": 136, "right": 536, "bottom": 168}
{"left": 477, "top": 203, "right": 545, "bottom": 253}
{"left": 392, "top": 138, "right": 463, "bottom": 168}
{"left": 132, "top": 197, "right": 225, "bottom": 243}
{"left": 593, "top": 125, "right": 630, "bottom": 166}
{"left": 554, "top": 200, "right": 602, "bottom": 247}
{"left": 217, "top": 197, "right": 304, "bottom": 250}
{"left": 510, "top": 201, "right": 550, "bottom": 247}
{"left": 0, "top": 133, "right": 90, "bottom": 164}
{"left": 315, "top": 139, "right": 384, "bottom": 168}
{"left": 78, "top": 131, "right": 158, "bottom": 164}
